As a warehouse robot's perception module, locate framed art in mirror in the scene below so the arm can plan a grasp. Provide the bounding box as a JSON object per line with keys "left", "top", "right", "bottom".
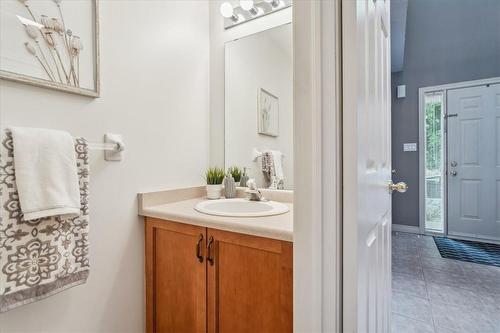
{"left": 0, "top": 0, "right": 100, "bottom": 97}
{"left": 258, "top": 88, "right": 279, "bottom": 137}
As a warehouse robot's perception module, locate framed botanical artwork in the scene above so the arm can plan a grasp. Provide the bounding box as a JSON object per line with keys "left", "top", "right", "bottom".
{"left": 258, "top": 88, "right": 279, "bottom": 137}
{"left": 0, "top": 0, "right": 100, "bottom": 97}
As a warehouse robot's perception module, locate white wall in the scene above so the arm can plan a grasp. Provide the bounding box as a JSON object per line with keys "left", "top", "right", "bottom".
{"left": 225, "top": 24, "right": 293, "bottom": 188}
{"left": 0, "top": 1, "right": 209, "bottom": 332}
{"left": 209, "top": 0, "right": 292, "bottom": 168}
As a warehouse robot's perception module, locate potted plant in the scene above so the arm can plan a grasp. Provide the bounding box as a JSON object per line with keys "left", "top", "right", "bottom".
{"left": 228, "top": 166, "right": 242, "bottom": 183}
{"left": 205, "top": 167, "right": 225, "bottom": 199}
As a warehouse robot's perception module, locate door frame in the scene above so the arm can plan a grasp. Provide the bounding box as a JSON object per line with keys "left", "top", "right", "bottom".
{"left": 418, "top": 77, "right": 500, "bottom": 236}
{"left": 293, "top": 0, "right": 342, "bottom": 331}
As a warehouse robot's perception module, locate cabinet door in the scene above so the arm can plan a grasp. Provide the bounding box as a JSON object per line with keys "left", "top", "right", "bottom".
{"left": 207, "top": 229, "right": 293, "bottom": 333}
{"left": 145, "top": 218, "right": 206, "bottom": 333}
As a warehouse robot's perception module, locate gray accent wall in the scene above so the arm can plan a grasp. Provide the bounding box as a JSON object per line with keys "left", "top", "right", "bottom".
{"left": 391, "top": 0, "right": 500, "bottom": 227}
{"left": 391, "top": 0, "right": 409, "bottom": 72}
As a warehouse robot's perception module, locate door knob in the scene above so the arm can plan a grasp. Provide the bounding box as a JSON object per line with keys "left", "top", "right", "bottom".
{"left": 450, "top": 171, "right": 457, "bottom": 176}
{"left": 388, "top": 181, "right": 408, "bottom": 193}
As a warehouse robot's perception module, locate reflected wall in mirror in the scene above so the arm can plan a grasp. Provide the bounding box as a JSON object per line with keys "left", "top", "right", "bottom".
{"left": 225, "top": 23, "right": 293, "bottom": 190}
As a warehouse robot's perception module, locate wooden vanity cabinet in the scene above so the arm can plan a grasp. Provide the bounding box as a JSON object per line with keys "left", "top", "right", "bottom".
{"left": 206, "top": 228, "right": 293, "bottom": 333}
{"left": 145, "top": 218, "right": 207, "bottom": 333}
{"left": 145, "top": 217, "right": 293, "bottom": 333}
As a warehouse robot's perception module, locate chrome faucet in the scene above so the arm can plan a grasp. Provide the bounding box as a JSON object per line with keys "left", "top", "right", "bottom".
{"left": 245, "top": 179, "right": 266, "bottom": 201}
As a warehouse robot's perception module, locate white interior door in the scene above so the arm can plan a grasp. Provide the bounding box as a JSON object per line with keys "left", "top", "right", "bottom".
{"left": 343, "top": 0, "right": 396, "bottom": 332}
{"left": 447, "top": 83, "right": 500, "bottom": 242}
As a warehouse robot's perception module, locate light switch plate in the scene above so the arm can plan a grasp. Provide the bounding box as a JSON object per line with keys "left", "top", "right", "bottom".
{"left": 397, "top": 85, "right": 406, "bottom": 98}
{"left": 403, "top": 143, "right": 417, "bottom": 152}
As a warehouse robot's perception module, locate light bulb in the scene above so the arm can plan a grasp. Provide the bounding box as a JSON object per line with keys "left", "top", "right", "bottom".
{"left": 240, "top": 0, "right": 255, "bottom": 11}
{"left": 264, "top": 0, "right": 281, "bottom": 8}
{"left": 220, "top": 2, "right": 234, "bottom": 18}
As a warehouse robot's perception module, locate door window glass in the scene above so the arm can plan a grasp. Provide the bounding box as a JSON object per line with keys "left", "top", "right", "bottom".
{"left": 424, "top": 92, "right": 444, "bottom": 232}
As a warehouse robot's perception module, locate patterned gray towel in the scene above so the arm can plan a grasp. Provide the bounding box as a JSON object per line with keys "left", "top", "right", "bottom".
{"left": 0, "top": 132, "right": 89, "bottom": 312}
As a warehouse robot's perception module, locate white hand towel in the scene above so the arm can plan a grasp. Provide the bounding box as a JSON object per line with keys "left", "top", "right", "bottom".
{"left": 270, "top": 150, "right": 284, "bottom": 180}
{"left": 10, "top": 127, "right": 81, "bottom": 221}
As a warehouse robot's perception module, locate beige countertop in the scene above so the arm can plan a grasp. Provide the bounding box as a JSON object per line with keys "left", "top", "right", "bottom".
{"left": 138, "top": 186, "right": 293, "bottom": 242}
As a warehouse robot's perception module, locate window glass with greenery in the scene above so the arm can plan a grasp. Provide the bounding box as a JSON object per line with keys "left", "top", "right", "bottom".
{"left": 424, "top": 92, "right": 444, "bottom": 232}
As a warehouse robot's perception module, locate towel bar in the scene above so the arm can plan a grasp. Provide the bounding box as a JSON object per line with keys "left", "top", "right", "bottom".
{"left": 87, "top": 142, "right": 121, "bottom": 151}
{"left": 88, "top": 133, "right": 124, "bottom": 161}
{"left": 252, "top": 148, "right": 285, "bottom": 162}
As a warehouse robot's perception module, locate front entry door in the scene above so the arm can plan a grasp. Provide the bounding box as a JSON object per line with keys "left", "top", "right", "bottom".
{"left": 447, "top": 83, "right": 500, "bottom": 242}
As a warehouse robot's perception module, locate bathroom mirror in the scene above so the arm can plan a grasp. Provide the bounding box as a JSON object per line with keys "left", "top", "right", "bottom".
{"left": 224, "top": 23, "right": 293, "bottom": 190}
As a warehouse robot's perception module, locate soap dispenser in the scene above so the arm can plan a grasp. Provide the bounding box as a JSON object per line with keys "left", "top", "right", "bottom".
{"left": 240, "top": 167, "right": 249, "bottom": 187}
{"left": 224, "top": 171, "right": 236, "bottom": 198}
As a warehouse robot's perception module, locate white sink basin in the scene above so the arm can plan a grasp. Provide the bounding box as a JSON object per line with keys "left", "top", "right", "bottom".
{"left": 194, "top": 198, "right": 289, "bottom": 217}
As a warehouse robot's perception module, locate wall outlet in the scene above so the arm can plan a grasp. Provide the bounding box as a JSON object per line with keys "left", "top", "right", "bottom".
{"left": 403, "top": 143, "right": 417, "bottom": 152}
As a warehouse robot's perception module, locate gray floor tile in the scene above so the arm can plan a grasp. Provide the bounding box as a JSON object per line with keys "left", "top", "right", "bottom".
{"left": 392, "top": 291, "right": 433, "bottom": 323}
{"left": 476, "top": 278, "right": 500, "bottom": 296}
{"left": 393, "top": 253, "right": 421, "bottom": 267}
{"left": 392, "top": 232, "right": 500, "bottom": 333}
{"left": 430, "top": 300, "right": 497, "bottom": 333}
{"left": 392, "top": 313, "right": 435, "bottom": 333}
{"left": 480, "top": 292, "right": 500, "bottom": 314}
{"left": 459, "top": 261, "right": 500, "bottom": 281}
{"left": 423, "top": 268, "right": 474, "bottom": 291}
{"left": 434, "top": 326, "right": 464, "bottom": 333}
{"left": 394, "top": 246, "right": 421, "bottom": 257}
{"left": 415, "top": 235, "right": 438, "bottom": 247}
{"left": 420, "top": 256, "right": 464, "bottom": 275}
{"left": 393, "top": 237, "right": 418, "bottom": 247}
{"left": 393, "top": 261, "right": 425, "bottom": 279}
{"left": 417, "top": 240, "right": 440, "bottom": 254}
{"left": 491, "top": 312, "right": 500, "bottom": 333}
{"left": 418, "top": 246, "right": 443, "bottom": 258}
{"left": 393, "top": 272, "right": 428, "bottom": 298}
{"left": 426, "top": 283, "right": 484, "bottom": 310}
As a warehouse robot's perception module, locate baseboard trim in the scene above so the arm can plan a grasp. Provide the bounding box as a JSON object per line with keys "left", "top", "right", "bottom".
{"left": 392, "top": 224, "right": 420, "bottom": 234}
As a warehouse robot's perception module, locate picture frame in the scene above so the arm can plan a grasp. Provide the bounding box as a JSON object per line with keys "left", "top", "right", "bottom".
{"left": 0, "top": 0, "right": 100, "bottom": 97}
{"left": 258, "top": 88, "right": 279, "bottom": 137}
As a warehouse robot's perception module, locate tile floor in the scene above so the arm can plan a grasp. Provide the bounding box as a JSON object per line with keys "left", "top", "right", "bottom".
{"left": 391, "top": 232, "right": 500, "bottom": 333}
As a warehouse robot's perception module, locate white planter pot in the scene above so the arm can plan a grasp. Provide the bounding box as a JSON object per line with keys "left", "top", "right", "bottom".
{"left": 206, "top": 184, "right": 222, "bottom": 200}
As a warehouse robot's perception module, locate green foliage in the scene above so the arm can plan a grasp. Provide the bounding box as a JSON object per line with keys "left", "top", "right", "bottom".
{"left": 425, "top": 101, "right": 442, "bottom": 173}
{"left": 228, "top": 166, "right": 242, "bottom": 182}
{"left": 205, "top": 167, "right": 225, "bottom": 185}
{"left": 424, "top": 98, "right": 444, "bottom": 230}
{"left": 425, "top": 198, "right": 442, "bottom": 224}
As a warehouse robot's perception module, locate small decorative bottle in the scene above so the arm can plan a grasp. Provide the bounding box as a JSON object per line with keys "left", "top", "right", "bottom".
{"left": 224, "top": 172, "right": 236, "bottom": 198}
{"left": 240, "top": 167, "right": 249, "bottom": 187}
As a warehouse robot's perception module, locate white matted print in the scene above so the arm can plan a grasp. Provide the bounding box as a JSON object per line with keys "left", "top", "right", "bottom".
{"left": 0, "top": 0, "right": 99, "bottom": 97}
{"left": 258, "top": 88, "right": 279, "bottom": 137}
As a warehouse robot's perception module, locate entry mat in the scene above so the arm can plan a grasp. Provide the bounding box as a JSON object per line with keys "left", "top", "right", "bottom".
{"left": 433, "top": 236, "right": 500, "bottom": 268}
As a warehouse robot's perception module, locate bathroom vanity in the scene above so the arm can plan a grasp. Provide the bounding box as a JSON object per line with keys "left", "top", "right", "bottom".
{"left": 138, "top": 186, "right": 293, "bottom": 333}
{"left": 138, "top": 17, "right": 295, "bottom": 332}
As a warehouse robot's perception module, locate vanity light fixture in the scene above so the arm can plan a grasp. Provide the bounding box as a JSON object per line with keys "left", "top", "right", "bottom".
{"left": 220, "top": 2, "right": 240, "bottom": 23}
{"left": 221, "top": 0, "right": 292, "bottom": 30}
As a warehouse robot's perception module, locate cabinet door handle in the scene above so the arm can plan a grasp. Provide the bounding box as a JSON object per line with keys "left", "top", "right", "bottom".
{"left": 207, "top": 236, "right": 214, "bottom": 266}
{"left": 196, "top": 234, "right": 204, "bottom": 263}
